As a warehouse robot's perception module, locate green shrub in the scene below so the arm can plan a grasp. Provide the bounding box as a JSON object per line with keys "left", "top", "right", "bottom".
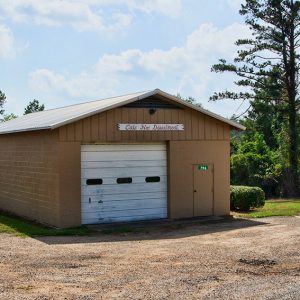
{"left": 230, "top": 185, "right": 265, "bottom": 211}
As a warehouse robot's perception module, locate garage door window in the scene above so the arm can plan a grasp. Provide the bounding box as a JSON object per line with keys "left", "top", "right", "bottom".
{"left": 117, "top": 177, "right": 132, "bottom": 184}
{"left": 86, "top": 179, "right": 103, "bottom": 185}
{"left": 145, "top": 176, "right": 160, "bottom": 183}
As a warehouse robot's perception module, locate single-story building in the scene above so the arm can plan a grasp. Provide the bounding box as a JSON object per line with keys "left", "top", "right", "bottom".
{"left": 0, "top": 89, "right": 245, "bottom": 228}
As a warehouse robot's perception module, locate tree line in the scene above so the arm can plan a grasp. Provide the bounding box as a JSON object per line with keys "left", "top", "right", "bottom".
{"left": 211, "top": 0, "right": 300, "bottom": 197}
{"left": 0, "top": 91, "right": 45, "bottom": 121}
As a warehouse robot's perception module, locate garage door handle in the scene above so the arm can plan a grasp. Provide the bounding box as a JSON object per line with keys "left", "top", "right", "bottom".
{"left": 98, "top": 200, "right": 103, "bottom": 203}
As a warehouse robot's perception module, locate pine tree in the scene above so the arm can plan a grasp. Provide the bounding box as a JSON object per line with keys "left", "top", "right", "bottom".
{"left": 211, "top": 0, "right": 300, "bottom": 196}
{"left": 0, "top": 90, "right": 6, "bottom": 116}
{"left": 24, "top": 100, "right": 45, "bottom": 115}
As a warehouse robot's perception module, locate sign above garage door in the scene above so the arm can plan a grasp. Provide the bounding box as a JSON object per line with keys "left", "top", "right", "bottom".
{"left": 118, "top": 124, "right": 184, "bottom": 131}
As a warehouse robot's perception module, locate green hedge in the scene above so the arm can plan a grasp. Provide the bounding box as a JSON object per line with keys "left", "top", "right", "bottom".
{"left": 230, "top": 185, "right": 265, "bottom": 211}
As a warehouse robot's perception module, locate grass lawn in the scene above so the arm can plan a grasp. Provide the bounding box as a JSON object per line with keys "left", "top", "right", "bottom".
{"left": 2, "top": 200, "right": 300, "bottom": 238}
{"left": 0, "top": 212, "right": 90, "bottom": 237}
{"left": 234, "top": 200, "right": 300, "bottom": 218}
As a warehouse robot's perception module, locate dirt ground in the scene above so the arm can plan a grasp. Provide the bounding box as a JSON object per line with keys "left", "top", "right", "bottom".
{"left": 0, "top": 216, "right": 299, "bottom": 300}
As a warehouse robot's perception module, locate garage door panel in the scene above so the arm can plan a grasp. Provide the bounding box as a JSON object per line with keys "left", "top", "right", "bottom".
{"left": 81, "top": 183, "right": 166, "bottom": 195}
{"left": 82, "top": 213, "right": 167, "bottom": 225}
{"left": 81, "top": 144, "right": 167, "bottom": 224}
{"left": 82, "top": 208, "right": 168, "bottom": 219}
{"left": 81, "top": 191, "right": 167, "bottom": 202}
{"left": 81, "top": 175, "right": 167, "bottom": 185}
{"left": 81, "top": 166, "right": 166, "bottom": 178}
{"left": 82, "top": 160, "right": 167, "bottom": 169}
{"left": 82, "top": 144, "right": 166, "bottom": 152}
{"left": 82, "top": 208, "right": 168, "bottom": 224}
{"left": 81, "top": 198, "right": 166, "bottom": 212}
{"left": 81, "top": 150, "right": 166, "bottom": 162}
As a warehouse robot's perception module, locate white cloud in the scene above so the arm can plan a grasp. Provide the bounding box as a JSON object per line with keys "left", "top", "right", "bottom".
{"left": 29, "top": 22, "right": 251, "bottom": 116}
{"left": 0, "top": 0, "right": 181, "bottom": 33}
{"left": 96, "top": 50, "right": 142, "bottom": 73}
{"left": 75, "top": 0, "right": 182, "bottom": 17}
{"left": 0, "top": 0, "right": 130, "bottom": 33}
{"left": 0, "top": 24, "right": 15, "bottom": 58}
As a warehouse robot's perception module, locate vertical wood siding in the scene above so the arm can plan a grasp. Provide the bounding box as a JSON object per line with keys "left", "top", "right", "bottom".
{"left": 59, "top": 107, "right": 230, "bottom": 142}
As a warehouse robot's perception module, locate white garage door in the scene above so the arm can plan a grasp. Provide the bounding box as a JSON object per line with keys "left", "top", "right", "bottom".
{"left": 81, "top": 144, "right": 168, "bottom": 224}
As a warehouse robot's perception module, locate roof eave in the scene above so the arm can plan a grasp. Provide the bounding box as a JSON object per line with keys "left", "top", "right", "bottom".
{"left": 0, "top": 126, "right": 52, "bottom": 135}
{"left": 153, "top": 89, "right": 246, "bottom": 131}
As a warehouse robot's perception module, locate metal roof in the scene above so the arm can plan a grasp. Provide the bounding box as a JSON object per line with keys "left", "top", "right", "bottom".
{"left": 0, "top": 89, "right": 245, "bottom": 134}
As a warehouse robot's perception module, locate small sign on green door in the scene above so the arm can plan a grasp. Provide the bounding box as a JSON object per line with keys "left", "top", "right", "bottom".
{"left": 198, "top": 165, "right": 208, "bottom": 171}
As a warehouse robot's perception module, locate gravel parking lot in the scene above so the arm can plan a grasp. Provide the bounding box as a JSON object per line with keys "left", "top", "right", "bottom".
{"left": 0, "top": 216, "right": 299, "bottom": 300}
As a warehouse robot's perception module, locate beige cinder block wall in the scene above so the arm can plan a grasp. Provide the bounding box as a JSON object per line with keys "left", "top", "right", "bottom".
{"left": 57, "top": 141, "right": 81, "bottom": 228}
{"left": 0, "top": 131, "right": 82, "bottom": 228}
{"left": 0, "top": 130, "right": 61, "bottom": 226}
{"left": 168, "top": 140, "right": 230, "bottom": 218}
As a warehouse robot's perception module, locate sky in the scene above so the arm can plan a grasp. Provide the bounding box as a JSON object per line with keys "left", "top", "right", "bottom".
{"left": 0, "top": 0, "right": 249, "bottom": 118}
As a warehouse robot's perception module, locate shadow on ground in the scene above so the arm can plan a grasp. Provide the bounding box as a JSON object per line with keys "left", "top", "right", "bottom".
{"left": 36, "top": 217, "right": 269, "bottom": 245}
